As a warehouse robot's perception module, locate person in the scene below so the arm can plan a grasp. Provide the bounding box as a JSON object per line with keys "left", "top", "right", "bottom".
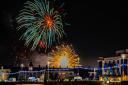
{"left": 29, "top": 62, "right": 33, "bottom": 67}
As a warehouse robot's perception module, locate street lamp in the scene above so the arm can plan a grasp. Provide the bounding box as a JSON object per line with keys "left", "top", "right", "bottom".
{"left": 47, "top": 61, "right": 50, "bottom": 81}
{"left": 20, "top": 63, "right": 24, "bottom": 71}
{"left": 94, "top": 68, "right": 96, "bottom": 80}
{"left": 77, "top": 57, "right": 80, "bottom": 75}
{"left": 122, "top": 54, "right": 125, "bottom": 75}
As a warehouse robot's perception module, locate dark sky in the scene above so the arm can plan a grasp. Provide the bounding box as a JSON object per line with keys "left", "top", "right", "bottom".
{"left": 0, "top": 0, "right": 128, "bottom": 67}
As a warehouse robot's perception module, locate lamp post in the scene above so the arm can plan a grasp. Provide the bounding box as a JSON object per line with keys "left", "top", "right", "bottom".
{"left": 122, "top": 54, "right": 125, "bottom": 75}
{"left": 20, "top": 63, "right": 24, "bottom": 71}
{"left": 47, "top": 61, "right": 50, "bottom": 81}
{"left": 94, "top": 68, "right": 96, "bottom": 80}
{"left": 77, "top": 57, "right": 80, "bottom": 75}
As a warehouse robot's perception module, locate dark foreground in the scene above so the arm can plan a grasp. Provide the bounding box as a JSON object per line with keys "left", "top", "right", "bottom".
{"left": 1, "top": 81, "right": 128, "bottom": 85}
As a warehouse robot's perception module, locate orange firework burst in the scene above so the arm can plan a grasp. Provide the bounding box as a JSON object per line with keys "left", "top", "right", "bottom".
{"left": 48, "top": 44, "right": 80, "bottom": 68}
{"left": 44, "top": 15, "right": 54, "bottom": 28}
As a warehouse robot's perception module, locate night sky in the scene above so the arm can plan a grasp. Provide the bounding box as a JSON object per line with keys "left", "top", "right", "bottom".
{"left": 0, "top": 0, "right": 128, "bottom": 67}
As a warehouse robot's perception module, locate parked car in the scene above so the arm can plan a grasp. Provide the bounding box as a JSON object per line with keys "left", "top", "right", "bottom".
{"left": 74, "top": 76, "right": 82, "bottom": 80}
{"left": 28, "top": 77, "right": 37, "bottom": 81}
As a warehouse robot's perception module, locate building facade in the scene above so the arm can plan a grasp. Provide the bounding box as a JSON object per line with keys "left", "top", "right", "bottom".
{"left": 97, "top": 49, "right": 128, "bottom": 76}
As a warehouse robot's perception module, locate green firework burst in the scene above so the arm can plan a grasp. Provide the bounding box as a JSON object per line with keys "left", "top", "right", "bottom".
{"left": 16, "top": 0, "right": 65, "bottom": 50}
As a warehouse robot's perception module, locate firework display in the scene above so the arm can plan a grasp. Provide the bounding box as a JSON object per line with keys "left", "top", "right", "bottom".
{"left": 48, "top": 44, "right": 80, "bottom": 68}
{"left": 16, "top": 0, "right": 65, "bottom": 50}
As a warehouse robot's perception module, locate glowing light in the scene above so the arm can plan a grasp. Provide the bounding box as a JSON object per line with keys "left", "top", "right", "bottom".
{"left": 44, "top": 15, "right": 54, "bottom": 28}
{"left": 48, "top": 44, "right": 79, "bottom": 68}
{"left": 38, "top": 40, "right": 45, "bottom": 48}
{"left": 99, "top": 77, "right": 103, "bottom": 81}
{"left": 121, "top": 54, "right": 125, "bottom": 59}
{"left": 60, "top": 56, "right": 69, "bottom": 67}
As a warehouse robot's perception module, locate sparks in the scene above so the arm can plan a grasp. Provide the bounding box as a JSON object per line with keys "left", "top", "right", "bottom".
{"left": 48, "top": 44, "right": 80, "bottom": 68}
{"left": 16, "top": 0, "right": 66, "bottom": 50}
{"left": 44, "top": 15, "right": 54, "bottom": 28}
